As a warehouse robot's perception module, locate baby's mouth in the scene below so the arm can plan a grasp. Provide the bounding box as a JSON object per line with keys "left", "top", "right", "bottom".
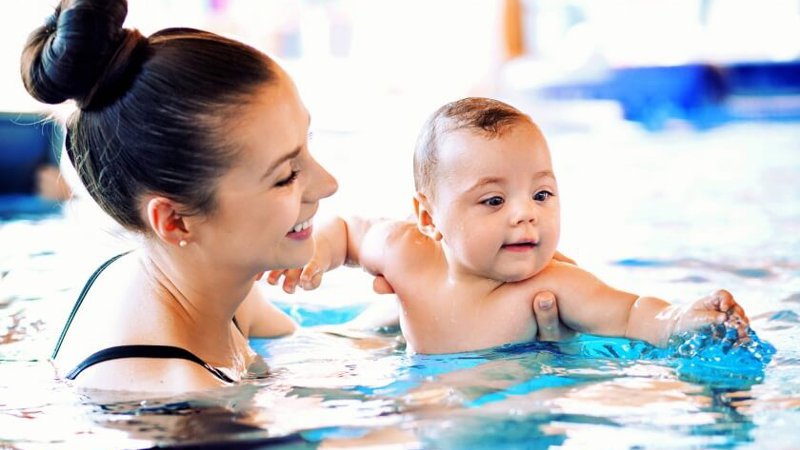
{"left": 502, "top": 241, "right": 538, "bottom": 251}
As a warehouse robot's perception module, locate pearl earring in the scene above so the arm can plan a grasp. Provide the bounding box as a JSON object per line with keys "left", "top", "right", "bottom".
{"left": 178, "top": 240, "right": 187, "bottom": 248}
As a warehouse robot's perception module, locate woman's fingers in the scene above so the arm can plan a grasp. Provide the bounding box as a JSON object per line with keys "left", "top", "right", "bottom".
{"left": 533, "top": 291, "right": 575, "bottom": 342}
{"left": 552, "top": 250, "right": 576, "bottom": 265}
{"left": 372, "top": 275, "right": 395, "bottom": 294}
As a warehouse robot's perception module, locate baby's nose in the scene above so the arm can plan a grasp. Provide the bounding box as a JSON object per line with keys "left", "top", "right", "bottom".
{"left": 513, "top": 199, "right": 538, "bottom": 225}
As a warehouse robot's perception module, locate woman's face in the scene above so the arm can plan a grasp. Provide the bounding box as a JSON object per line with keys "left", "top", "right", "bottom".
{"left": 192, "top": 68, "right": 338, "bottom": 277}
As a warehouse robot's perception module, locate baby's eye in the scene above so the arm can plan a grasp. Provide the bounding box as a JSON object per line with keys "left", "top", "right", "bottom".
{"left": 481, "top": 196, "right": 504, "bottom": 207}
{"left": 533, "top": 190, "right": 554, "bottom": 202}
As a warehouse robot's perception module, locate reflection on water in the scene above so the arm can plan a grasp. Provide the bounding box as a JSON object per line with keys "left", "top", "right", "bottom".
{"left": 2, "top": 122, "right": 799, "bottom": 449}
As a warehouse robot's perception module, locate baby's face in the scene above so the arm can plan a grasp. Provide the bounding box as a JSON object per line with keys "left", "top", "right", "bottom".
{"left": 430, "top": 122, "right": 560, "bottom": 282}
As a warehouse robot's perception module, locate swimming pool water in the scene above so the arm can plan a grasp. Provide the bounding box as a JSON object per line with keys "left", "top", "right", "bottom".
{"left": 1, "top": 121, "right": 799, "bottom": 449}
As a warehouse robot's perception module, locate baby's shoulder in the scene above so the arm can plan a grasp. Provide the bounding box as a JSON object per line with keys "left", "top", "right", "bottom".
{"left": 509, "top": 260, "right": 587, "bottom": 292}
{"left": 506, "top": 260, "right": 606, "bottom": 309}
{"left": 379, "top": 219, "right": 418, "bottom": 240}
{"left": 377, "top": 221, "right": 442, "bottom": 275}
{"left": 380, "top": 220, "right": 434, "bottom": 252}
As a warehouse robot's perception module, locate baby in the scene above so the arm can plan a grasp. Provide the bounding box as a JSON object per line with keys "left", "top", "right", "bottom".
{"left": 269, "top": 97, "right": 749, "bottom": 354}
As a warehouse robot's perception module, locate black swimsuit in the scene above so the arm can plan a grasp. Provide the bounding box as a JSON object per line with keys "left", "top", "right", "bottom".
{"left": 52, "top": 252, "right": 236, "bottom": 383}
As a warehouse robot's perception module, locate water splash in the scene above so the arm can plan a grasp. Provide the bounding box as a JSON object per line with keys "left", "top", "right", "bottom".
{"left": 530, "top": 325, "right": 776, "bottom": 390}
{"left": 661, "top": 326, "right": 776, "bottom": 388}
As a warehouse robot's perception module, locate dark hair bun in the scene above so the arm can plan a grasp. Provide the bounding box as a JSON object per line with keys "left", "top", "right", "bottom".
{"left": 21, "top": 0, "right": 147, "bottom": 110}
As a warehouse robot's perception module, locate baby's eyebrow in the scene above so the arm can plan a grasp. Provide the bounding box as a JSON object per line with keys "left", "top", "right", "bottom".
{"left": 533, "top": 170, "right": 556, "bottom": 180}
{"left": 466, "top": 176, "right": 504, "bottom": 193}
{"left": 466, "top": 170, "right": 555, "bottom": 192}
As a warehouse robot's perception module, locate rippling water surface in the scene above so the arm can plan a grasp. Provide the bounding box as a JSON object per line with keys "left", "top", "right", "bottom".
{"left": 1, "top": 122, "right": 799, "bottom": 449}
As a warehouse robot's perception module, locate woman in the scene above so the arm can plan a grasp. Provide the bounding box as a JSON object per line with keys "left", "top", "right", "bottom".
{"left": 21, "top": 0, "right": 570, "bottom": 392}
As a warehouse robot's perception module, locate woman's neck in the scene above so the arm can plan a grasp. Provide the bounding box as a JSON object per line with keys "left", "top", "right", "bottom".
{"left": 137, "top": 242, "right": 253, "bottom": 365}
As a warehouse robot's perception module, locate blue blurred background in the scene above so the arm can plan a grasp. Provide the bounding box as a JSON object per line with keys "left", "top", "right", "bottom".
{"left": 1, "top": 0, "right": 799, "bottom": 230}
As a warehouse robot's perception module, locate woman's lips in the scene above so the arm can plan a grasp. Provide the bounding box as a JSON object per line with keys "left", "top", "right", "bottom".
{"left": 287, "top": 226, "right": 313, "bottom": 240}
{"left": 287, "top": 219, "right": 313, "bottom": 240}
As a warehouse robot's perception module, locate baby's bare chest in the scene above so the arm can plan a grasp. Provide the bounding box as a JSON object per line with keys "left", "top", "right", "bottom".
{"left": 397, "top": 282, "right": 539, "bottom": 349}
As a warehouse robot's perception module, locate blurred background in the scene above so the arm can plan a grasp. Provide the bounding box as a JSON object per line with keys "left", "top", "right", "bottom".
{"left": 1, "top": 0, "right": 799, "bottom": 270}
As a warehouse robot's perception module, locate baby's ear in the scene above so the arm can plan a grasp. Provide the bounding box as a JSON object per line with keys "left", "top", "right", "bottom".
{"left": 413, "top": 192, "right": 442, "bottom": 241}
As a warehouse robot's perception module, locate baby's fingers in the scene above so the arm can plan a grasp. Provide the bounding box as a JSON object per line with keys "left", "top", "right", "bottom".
{"left": 722, "top": 304, "right": 750, "bottom": 339}
{"left": 711, "top": 290, "right": 751, "bottom": 339}
{"left": 714, "top": 289, "right": 739, "bottom": 313}
{"left": 299, "top": 263, "right": 324, "bottom": 291}
{"left": 725, "top": 314, "right": 751, "bottom": 341}
{"left": 675, "top": 309, "right": 728, "bottom": 335}
{"left": 266, "top": 270, "right": 285, "bottom": 285}
{"left": 272, "top": 268, "right": 302, "bottom": 293}
{"left": 727, "top": 303, "right": 749, "bottom": 325}
{"left": 698, "top": 290, "right": 728, "bottom": 310}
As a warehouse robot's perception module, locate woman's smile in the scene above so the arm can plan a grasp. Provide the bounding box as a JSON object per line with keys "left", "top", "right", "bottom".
{"left": 287, "top": 219, "right": 313, "bottom": 240}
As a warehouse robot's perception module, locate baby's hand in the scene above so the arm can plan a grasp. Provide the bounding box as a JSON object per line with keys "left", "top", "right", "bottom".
{"left": 266, "top": 259, "right": 325, "bottom": 294}
{"left": 673, "top": 289, "right": 750, "bottom": 340}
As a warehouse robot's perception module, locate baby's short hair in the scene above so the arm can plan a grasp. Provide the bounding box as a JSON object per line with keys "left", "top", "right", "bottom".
{"left": 413, "top": 97, "right": 532, "bottom": 196}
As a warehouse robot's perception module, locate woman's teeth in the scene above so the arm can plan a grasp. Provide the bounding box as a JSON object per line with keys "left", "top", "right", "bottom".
{"left": 291, "top": 220, "right": 312, "bottom": 233}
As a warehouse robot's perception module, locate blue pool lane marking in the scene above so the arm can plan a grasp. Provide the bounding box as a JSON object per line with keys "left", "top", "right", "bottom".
{"left": 613, "top": 258, "right": 773, "bottom": 279}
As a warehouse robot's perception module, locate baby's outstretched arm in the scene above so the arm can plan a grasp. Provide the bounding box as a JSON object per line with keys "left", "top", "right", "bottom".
{"left": 267, "top": 216, "right": 346, "bottom": 293}
{"left": 620, "top": 289, "right": 749, "bottom": 346}
{"left": 551, "top": 264, "right": 750, "bottom": 347}
{"left": 659, "top": 289, "right": 748, "bottom": 339}
{"left": 267, "top": 216, "right": 394, "bottom": 293}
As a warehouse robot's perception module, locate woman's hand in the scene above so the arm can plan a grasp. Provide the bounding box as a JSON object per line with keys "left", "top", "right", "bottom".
{"left": 534, "top": 250, "right": 577, "bottom": 341}
{"left": 532, "top": 291, "right": 576, "bottom": 342}
{"left": 552, "top": 250, "right": 576, "bottom": 265}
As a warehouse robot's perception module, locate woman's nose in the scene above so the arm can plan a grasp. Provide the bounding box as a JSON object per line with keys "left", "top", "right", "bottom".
{"left": 305, "top": 157, "right": 338, "bottom": 202}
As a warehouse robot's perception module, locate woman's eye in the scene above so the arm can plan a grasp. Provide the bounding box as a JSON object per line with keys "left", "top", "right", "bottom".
{"left": 275, "top": 170, "right": 300, "bottom": 187}
{"left": 481, "top": 196, "right": 504, "bottom": 207}
{"left": 534, "top": 190, "right": 554, "bottom": 201}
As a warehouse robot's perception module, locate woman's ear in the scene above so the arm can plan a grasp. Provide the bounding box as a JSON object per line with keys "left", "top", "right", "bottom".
{"left": 413, "top": 192, "right": 442, "bottom": 241}
{"left": 145, "top": 196, "right": 190, "bottom": 247}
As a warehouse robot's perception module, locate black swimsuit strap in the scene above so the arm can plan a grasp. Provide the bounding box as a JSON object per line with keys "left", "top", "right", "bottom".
{"left": 54, "top": 250, "right": 244, "bottom": 384}
{"left": 65, "top": 344, "right": 235, "bottom": 383}
{"left": 52, "top": 251, "right": 132, "bottom": 359}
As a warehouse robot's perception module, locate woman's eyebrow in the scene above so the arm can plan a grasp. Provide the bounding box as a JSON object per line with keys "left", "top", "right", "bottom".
{"left": 262, "top": 147, "right": 302, "bottom": 180}
{"left": 261, "top": 113, "right": 311, "bottom": 179}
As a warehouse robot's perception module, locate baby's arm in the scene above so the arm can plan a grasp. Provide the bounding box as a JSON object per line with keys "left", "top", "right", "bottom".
{"left": 548, "top": 263, "right": 749, "bottom": 347}
{"left": 267, "top": 216, "right": 402, "bottom": 293}
{"left": 620, "top": 289, "right": 748, "bottom": 346}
